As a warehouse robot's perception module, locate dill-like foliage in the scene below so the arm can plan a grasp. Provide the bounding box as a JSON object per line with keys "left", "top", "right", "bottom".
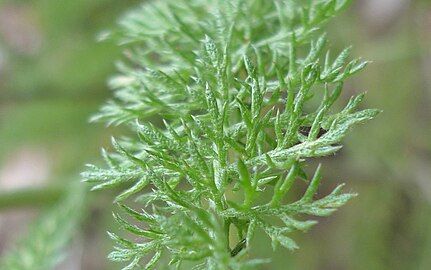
{"left": 82, "top": 0, "right": 379, "bottom": 269}
{"left": 0, "top": 184, "right": 85, "bottom": 270}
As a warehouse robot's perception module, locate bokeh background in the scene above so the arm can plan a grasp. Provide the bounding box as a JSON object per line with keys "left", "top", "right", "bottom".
{"left": 0, "top": 0, "right": 430, "bottom": 269}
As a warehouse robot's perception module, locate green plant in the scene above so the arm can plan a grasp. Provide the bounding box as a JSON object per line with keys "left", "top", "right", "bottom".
{"left": 0, "top": 184, "right": 85, "bottom": 270}
{"left": 82, "top": 0, "right": 379, "bottom": 269}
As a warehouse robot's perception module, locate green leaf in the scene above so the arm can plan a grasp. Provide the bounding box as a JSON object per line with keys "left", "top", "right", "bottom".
{"left": 301, "top": 164, "right": 323, "bottom": 202}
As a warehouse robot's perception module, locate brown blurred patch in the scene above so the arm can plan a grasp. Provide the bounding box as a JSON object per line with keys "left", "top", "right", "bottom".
{"left": 0, "top": 3, "right": 43, "bottom": 55}
{"left": 0, "top": 147, "right": 50, "bottom": 190}
{"left": 0, "top": 147, "right": 51, "bottom": 256}
{"left": 359, "top": 0, "right": 410, "bottom": 35}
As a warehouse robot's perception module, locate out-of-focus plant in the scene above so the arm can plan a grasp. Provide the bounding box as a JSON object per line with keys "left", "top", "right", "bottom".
{"left": 0, "top": 184, "right": 85, "bottom": 270}
{"left": 82, "top": 0, "right": 379, "bottom": 269}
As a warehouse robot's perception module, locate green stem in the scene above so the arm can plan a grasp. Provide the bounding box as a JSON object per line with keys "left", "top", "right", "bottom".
{"left": 0, "top": 185, "right": 64, "bottom": 210}
{"left": 224, "top": 218, "right": 231, "bottom": 252}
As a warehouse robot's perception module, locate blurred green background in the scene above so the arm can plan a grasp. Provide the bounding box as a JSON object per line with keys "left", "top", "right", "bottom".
{"left": 0, "top": 0, "right": 430, "bottom": 269}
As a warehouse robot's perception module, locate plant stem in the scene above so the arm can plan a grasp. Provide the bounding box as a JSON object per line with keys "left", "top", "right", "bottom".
{"left": 224, "top": 218, "right": 232, "bottom": 252}
{"left": 0, "top": 185, "right": 64, "bottom": 210}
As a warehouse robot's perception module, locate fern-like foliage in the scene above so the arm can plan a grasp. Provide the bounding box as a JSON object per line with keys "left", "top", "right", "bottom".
{"left": 0, "top": 184, "right": 85, "bottom": 270}
{"left": 83, "top": 0, "right": 379, "bottom": 269}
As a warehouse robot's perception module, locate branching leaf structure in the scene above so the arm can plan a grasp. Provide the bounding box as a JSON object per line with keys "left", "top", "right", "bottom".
{"left": 0, "top": 184, "right": 85, "bottom": 270}
{"left": 82, "top": 0, "right": 379, "bottom": 269}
